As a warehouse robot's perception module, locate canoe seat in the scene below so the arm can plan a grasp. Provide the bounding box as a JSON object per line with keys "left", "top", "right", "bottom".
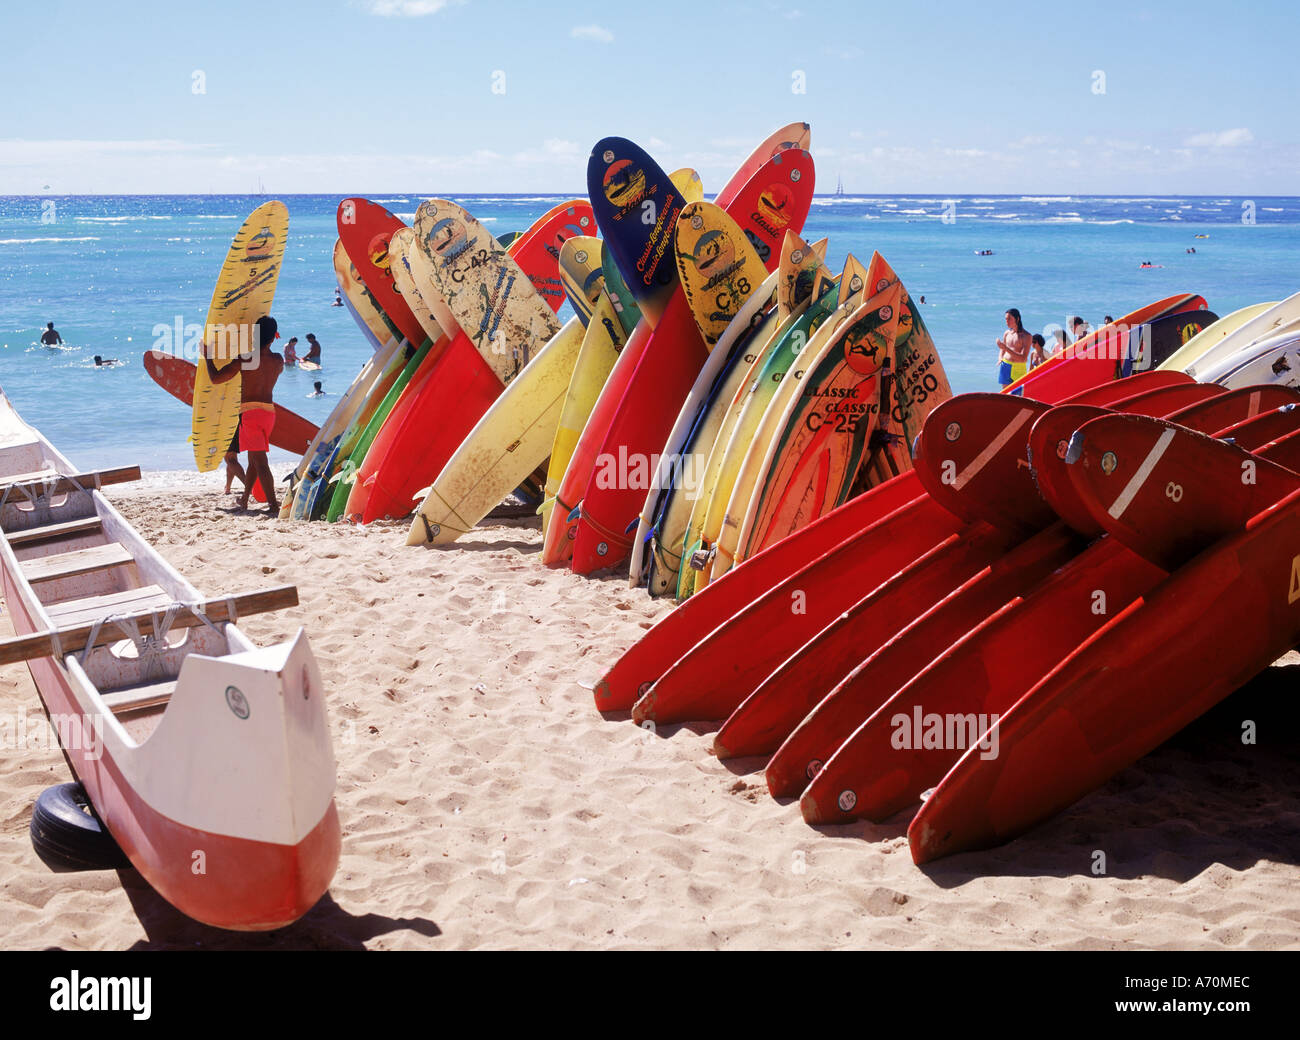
{"left": 101, "top": 680, "right": 177, "bottom": 716}
{"left": 6, "top": 516, "right": 104, "bottom": 547}
{"left": 44, "top": 585, "right": 172, "bottom": 627}
{"left": 21, "top": 543, "right": 134, "bottom": 584}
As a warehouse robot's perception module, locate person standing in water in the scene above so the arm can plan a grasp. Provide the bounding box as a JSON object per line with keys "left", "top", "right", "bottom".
{"left": 303, "top": 333, "right": 322, "bottom": 365}
{"left": 201, "top": 315, "right": 284, "bottom": 513}
{"left": 283, "top": 337, "right": 299, "bottom": 366}
{"left": 996, "top": 308, "right": 1032, "bottom": 390}
{"left": 40, "top": 322, "right": 63, "bottom": 347}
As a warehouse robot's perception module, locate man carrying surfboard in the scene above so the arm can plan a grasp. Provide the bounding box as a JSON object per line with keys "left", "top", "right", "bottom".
{"left": 200, "top": 315, "right": 285, "bottom": 513}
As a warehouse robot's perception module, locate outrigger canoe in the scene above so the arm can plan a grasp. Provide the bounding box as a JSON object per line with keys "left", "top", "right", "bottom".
{"left": 0, "top": 388, "right": 340, "bottom": 930}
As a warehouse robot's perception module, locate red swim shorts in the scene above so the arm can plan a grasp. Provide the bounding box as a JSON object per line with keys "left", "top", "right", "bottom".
{"left": 238, "top": 408, "right": 276, "bottom": 452}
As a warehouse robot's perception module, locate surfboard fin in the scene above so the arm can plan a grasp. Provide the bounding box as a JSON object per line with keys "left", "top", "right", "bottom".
{"left": 566, "top": 504, "right": 582, "bottom": 523}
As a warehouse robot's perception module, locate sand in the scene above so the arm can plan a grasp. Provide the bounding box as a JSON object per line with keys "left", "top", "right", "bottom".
{"left": 1, "top": 473, "right": 1298, "bottom": 950}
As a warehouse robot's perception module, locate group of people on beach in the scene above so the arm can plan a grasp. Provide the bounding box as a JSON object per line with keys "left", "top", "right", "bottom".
{"left": 996, "top": 309, "right": 1115, "bottom": 388}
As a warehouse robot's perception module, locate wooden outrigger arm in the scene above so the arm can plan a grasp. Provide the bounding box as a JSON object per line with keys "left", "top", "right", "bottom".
{"left": 0, "top": 585, "right": 299, "bottom": 666}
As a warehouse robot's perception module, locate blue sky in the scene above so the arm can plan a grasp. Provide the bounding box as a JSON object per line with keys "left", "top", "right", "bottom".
{"left": 2, "top": 0, "right": 1296, "bottom": 194}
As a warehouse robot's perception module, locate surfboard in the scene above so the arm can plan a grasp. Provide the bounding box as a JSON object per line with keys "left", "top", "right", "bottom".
{"left": 1002, "top": 293, "right": 1208, "bottom": 401}
{"left": 670, "top": 167, "right": 704, "bottom": 204}
{"left": 413, "top": 198, "right": 561, "bottom": 385}
{"left": 191, "top": 201, "right": 288, "bottom": 473}
{"left": 557, "top": 236, "right": 605, "bottom": 328}
{"left": 387, "top": 227, "right": 448, "bottom": 347}
{"left": 601, "top": 240, "right": 643, "bottom": 336}
{"left": 588, "top": 137, "right": 687, "bottom": 327}
{"left": 714, "top": 122, "right": 811, "bottom": 209}
{"left": 1181, "top": 290, "right": 1300, "bottom": 379}
{"left": 407, "top": 317, "right": 586, "bottom": 545}
{"left": 542, "top": 246, "right": 627, "bottom": 539}
{"left": 1199, "top": 323, "right": 1300, "bottom": 389}
{"left": 146, "top": 350, "right": 317, "bottom": 454}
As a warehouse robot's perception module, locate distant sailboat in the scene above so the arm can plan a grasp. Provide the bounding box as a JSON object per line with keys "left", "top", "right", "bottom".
{"left": 835, "top": 176, "right": 845, "bottom": 197}
{"left": 255, "top": 177, "right": 266, "bottom": 197}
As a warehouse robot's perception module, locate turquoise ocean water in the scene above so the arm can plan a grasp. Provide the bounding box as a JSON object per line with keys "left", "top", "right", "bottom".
{"left": 1, "top": 192, "right": 1297, "bottom": 472}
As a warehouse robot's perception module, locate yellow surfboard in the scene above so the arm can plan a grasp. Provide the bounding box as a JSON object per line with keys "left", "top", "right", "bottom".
{"left": 674, "top": 201, "right": 770, "bottom": 348}
{"left": 192, "top": 201, "right": 288, "bottom": 472}
{"left": 407, "top": 316, "right": 586, "bottom": 545}
{"left": 670, "top": 167, "right": 704, "bottom": 204}
{"left": 541, "top": 287, "right": 627, "bottom": 538}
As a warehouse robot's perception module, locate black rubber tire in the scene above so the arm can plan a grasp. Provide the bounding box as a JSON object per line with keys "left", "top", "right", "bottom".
{"left": 30, "top": 782, "right": 131, "bottom": 872}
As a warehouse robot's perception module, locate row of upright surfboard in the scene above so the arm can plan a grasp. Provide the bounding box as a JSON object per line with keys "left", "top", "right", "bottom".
{"left": 285, "top": 124, "right": 963, "bottom": 612}
{"left": 594, "top": 277, "right": 1300, "bottom": 861}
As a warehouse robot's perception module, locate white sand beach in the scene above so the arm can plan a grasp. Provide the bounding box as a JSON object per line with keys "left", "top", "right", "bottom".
{"left": 0, "top": 475, "right": 1297, "bottom": 950}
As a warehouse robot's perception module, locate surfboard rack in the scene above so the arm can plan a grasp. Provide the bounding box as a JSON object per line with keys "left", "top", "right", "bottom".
{"left": 0, "top": 585, "right": 298, "bottom": 666}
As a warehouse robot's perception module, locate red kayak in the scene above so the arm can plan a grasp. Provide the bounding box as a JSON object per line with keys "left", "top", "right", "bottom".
{"left": 1002, "top": 293, "right": 1207, "bottom": 401}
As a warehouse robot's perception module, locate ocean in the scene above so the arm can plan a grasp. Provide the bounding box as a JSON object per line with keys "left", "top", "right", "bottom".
{"left": 1, "top": 192, "right": 1297, "bottom": 472}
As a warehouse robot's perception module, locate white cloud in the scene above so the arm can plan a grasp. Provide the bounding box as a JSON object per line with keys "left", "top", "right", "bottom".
{"left": 367, "top": 0, "right": 460, "bottom": 16}
{"left": 1183, "top": 128, "right": 1254, "bottom": 148}
{"left": 571, "top": 24, "right": 614, "bottom": 43}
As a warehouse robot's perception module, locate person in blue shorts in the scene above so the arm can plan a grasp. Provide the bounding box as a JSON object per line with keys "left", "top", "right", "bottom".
{"left": 996, "top": 308, "right": 1032, "bottom": 392}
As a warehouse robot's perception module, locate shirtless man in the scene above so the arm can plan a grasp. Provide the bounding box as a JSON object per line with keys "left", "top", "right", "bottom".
{"left": 996, "top": 308, "right": 1032, "bottom": 390}
{"left": 201, "top": 314, "right": 284, "bottom": 513}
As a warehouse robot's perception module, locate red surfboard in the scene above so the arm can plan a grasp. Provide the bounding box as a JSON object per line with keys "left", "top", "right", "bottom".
{"left": 336, "top": 199, "right": 431, "bottom": 349}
